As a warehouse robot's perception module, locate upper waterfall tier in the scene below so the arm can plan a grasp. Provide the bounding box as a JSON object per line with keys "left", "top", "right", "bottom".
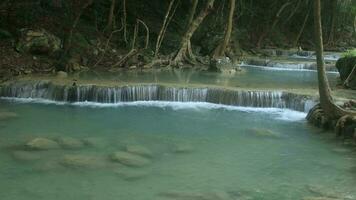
{"left": 0, "top": 80, "right": 316, "bottom": 112}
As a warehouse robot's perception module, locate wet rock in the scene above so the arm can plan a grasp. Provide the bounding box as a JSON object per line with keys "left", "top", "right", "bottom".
{"left": 12, "top": 150, "right": 41, "bottom": 161}
{"left": 110, "top": 151, "right": 151, "bottom": 167}
{"left": 56, "top": 137, "right": 84, "bottom": 149}
{"left": 115, "top": 169, "right": 149, "bottom": 181}
{"left": 126, "top": 145, "right": 153, "bottom": 158}
{"left": 247, "top": 128, "right": 282, "bottom": 138}
{"left": 209, "top": 57, "right": 241, "bottom": 74}
{"left": 173, "top": 143, "right": 194, "bottom": 153}
{"left": 0, "top": 111, "right": 18, "bottom": 120}
{"left": 59, "top": 155, "right": 105, "bottom": 169}
{"left": 56, "top": 71, "right": 68, "bottom": 79}
{"left": 25, "top": 138, "right": 60, "bottom": 150}
{"left": 16, "top": 29, "right": 61, "bottom": 55}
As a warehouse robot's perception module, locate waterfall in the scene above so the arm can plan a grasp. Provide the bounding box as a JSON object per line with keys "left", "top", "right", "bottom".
{"left": 0, "top": 80, "right": 315, "bottom": 112}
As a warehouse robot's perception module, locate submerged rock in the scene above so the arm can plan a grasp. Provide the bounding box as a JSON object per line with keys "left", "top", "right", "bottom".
{"left": 82, "top": 137, "right": 107, "bottom": 148}
{"left": 159, "top": 191, "right": 232, "bottom": 200}
{"left": 247, "top": 128, "right": 282, "bottom": 138}
{"left": 115, "top": 169, "right": 149, "bottom": 181}
{"left": 303, "top": 197, "right": 342, "bottom": 200}
{"left": 0, "top": 111, "right": 18, "bottom": 120}
{"left": 25, "top": 138, "right": 60, "bottom": 150}
{"left": 59, "top": 155, "right": 105, "bottom": 169}
{"left": 56, "top": 137, "right": 84, "bottom": 149}
{"left": 110, "top": 151, "right": 151, "bottom": 167}
{"left": 12, "top": 150, "right": 41, "bottom": 161}
{"left": 172, "top": 143, "right": 194, "bottom": 153}
{"left": 126, "top": 145, "right": 153, "bottom": 158}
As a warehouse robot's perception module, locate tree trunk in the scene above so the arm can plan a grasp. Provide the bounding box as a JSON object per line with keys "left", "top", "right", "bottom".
{"left": 257, "top": 1, "right": 291, "bottom": 49}
{"left": 213, "top": 0, "right": 235, "bottom": 58}
{"left": 327, "top": 0, "right": 337, "bottom": 45}
{"left": 293, "top": 3, "right": 311, "bottom": 47}
{"left": 154, "top": 0, "right": 176, "bottom": 57}
{"left": 187, "top": 0, "right": 199, "bottom": 27}
{"left": 313, "top": 0, "right": 349, "bottom": 119}
{"left": 173, "top": 0, "right": 215, "bottom": 65}
{"left": 105, "top": 0, "right": 116, "bottom": 32}
{"left": 59, "top": 0, "right": 93, "bottom": 71}
{"left": 353, "top": 15, "right": 356, "bottom": 36}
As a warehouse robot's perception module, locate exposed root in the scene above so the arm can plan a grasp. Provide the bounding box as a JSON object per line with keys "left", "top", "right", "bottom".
{"left": 335, "top": 115, "right": 356, "bottom": 139}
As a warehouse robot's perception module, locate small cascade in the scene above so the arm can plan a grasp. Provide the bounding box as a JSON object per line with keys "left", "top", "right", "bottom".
{"left": 242, "top": 59, "right": 337, "bottom": 72}
{"left": 0, "top": 80, "right": 315, "bottom": 112}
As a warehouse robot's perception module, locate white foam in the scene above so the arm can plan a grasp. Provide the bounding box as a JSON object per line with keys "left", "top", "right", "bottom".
{"left": 0, "top": 97, "right": 307, "bottom": 121}
{"left": 241, "top": 64, "right": 339, "bottom": 74}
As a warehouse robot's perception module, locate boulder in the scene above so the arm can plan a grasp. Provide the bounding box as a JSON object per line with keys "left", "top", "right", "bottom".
{"left": 56, "top": 137, "right": 84, "bottom": 149}
{"left": 126, "top": 145, "right": 153, "bottom": 158}
{"left": 25, "top": 138, "right": 60, "bottom": 150}
{"left": 209, "top": 57, "right": 242, "bottom": 74}
{"left": 16, "top": 29, "right": 61, "bottom": 56}
{"left": 335, "top": 56, "right": 356, "bottom": 89}
{"left": 110, "top": 151, "right": 151, "bottom": 167}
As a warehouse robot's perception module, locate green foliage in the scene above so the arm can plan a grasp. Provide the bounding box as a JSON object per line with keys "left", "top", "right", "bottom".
{"left": 342, "top": 49, "right": 356, "bottom": 58}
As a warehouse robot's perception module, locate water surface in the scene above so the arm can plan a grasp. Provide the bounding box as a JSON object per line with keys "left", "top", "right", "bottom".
{"left": 0, "top": 100, "right": 355, "bottom": 200}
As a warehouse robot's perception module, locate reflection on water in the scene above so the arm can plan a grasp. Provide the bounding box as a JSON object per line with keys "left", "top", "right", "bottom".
{"left": 76, "top": 66, "right": 338, "bottom": 89}
{"left": 0, "top": 100, "right": 355, "bottom": 200}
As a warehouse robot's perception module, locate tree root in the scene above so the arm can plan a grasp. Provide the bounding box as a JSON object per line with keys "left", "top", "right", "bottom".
{"left": 307, "top": 104, "right": 356, "bottom": 142}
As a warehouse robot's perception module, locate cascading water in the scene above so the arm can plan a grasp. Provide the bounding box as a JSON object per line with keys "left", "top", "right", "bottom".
{"left": 0, "top": 80, "right": 316, "bottom": 112}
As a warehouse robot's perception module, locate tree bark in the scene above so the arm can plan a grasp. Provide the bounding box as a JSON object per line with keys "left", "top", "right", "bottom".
{"left": 187, "top": 0, "right": 199, "bottom": 27}
{"left": 327, "top": 0, "right": 338, "bottom": 45}
{"left": 293, "top": 3, "right": 311, "bottom": 47}
{"left": 313, "top": 0, "right": 352, "bottom": 119}
{"left": 257, "top": 1, "right": 291, "bottom": 49}
{"left": 105, "top": 0, "right": 116, "bottom": 32}
{"left": 213, "top": 0, "right": 235, "bottom": 58}
{"left": 154, "top": 0, "right": 176, "bottom": 57}
{"left": 173, "top": 0, "right": 215, "bottom": 65}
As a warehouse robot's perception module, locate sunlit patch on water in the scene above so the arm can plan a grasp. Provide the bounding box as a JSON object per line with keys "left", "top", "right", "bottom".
{"left": 0, "top": 100, "right": 355, "bottom": 200}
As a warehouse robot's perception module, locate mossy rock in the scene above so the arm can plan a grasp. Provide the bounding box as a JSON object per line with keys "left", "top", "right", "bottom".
{"left": 16, "top": 29, "right": 61, "bottom": 56}
{"left": 126, "top": 145, "right": 153, "bottom": 158}
{"left": 335, "top": 56, "right": 356, "bottom": 89}
{"left": 25, "top": 138, "right": 60, "bottom": 150}
{"left": 110, "top": 151, "right": 151, "bottom": 167}
{"left": 55, "top": 137, "right": 84, "bottom": 149}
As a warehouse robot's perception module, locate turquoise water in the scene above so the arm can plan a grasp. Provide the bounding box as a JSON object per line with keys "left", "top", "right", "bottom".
{"left": 0, "top": 100, "right": 355, "bottom": 200}
{"left": 76, "top": 66, "right": 338, "bottom": 89}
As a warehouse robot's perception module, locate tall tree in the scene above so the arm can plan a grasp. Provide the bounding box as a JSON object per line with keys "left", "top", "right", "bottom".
{"left": 213, "top": 0, "right": 236, "bottom": 58}
{"left": 313, "top": 0, "right": 354, "bottom": 119}
{"left": 172, "top": 0, "right": 215, "bottom": 65}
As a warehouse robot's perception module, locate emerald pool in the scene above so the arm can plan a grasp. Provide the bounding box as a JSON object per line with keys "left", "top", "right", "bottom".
{"left": 0, "top": 99, "right": 355, "bottom": 200}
